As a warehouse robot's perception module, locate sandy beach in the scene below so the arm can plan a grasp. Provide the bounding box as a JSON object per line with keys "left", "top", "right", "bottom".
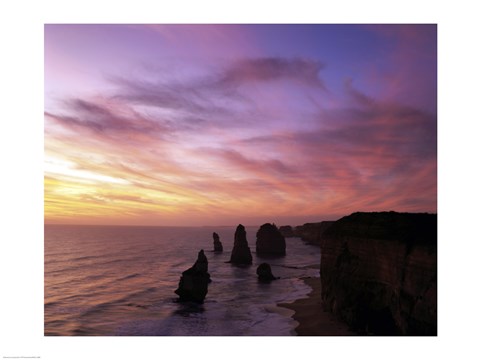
{"left": 279, "top": 276, "right": 355, "bottom": 336}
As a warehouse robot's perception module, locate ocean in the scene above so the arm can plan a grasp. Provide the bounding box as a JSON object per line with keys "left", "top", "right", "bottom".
{"left": 44, "top": 225, "right": 321, "bottom": 336}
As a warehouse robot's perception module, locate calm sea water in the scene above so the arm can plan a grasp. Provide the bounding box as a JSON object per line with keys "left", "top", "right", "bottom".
{"left": 44, "top": 225, "right": 321, "bottom": 336}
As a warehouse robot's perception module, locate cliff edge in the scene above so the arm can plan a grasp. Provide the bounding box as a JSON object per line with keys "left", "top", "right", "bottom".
{"left": 320, "top": 211, "right": 437, "bottom": 335}
{"left": 294, "top": 221, "right": 335, "bottom": 246}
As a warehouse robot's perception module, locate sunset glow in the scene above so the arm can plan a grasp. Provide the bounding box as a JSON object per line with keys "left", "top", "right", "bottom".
{"left": 44, "top": 24, "right": 437, "bottom": 226}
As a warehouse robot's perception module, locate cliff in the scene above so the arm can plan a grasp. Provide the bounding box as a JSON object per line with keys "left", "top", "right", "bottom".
{"left": 320, "top": 212, "right": 437, "bottom": 335}
{"left": 278, "top": 225, "right": 294, "bottom": 237}
{"left": 293, "top": 221, "right": 335, "bottom": 246}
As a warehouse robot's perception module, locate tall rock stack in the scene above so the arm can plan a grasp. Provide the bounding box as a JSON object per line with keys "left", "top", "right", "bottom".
{"left": 229, "top": 224, "right": 252, "bottom": 265}
{"left": 175, "top": 249, "right": 211, "bottom": 303}
{"left": 213, "top": 232, "right": 223, "bottom": 252}
{"left": 256, "top": 223, "right": 286, "bottom": 256}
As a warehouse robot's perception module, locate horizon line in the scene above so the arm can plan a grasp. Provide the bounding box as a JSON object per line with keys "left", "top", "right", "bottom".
{"left": 43, "top": 210, "right": 437, "bottom": 229}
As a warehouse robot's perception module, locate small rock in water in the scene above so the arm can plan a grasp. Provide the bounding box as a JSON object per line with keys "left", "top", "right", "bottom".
{"left": 256, "top": 263, "right": 278, "bottom": 282}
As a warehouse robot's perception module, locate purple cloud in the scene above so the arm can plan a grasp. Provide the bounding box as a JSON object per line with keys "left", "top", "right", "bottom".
{"left": 219, "top": 57, "right": 326, "bottom": 88}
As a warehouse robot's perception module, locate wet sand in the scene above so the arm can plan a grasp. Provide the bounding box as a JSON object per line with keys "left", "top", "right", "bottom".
{"left": 279, "top": 276, "right": 355, "bottom": 336}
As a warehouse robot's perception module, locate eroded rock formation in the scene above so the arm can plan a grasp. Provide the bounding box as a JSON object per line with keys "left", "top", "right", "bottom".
{"left": 256, "top": 223, "right": 286, "bottom": 256}
{"left": 256, "top": 263, "right": 278, "bottom": 282}
{"left": 278, "top": 225, "right": 294, "bottom": 237}
{"left": 213, "top": 232, "right": 223, "bottom": 252}
{"left": 229, "top": 224, "right": 252, "bottom": 265}
{"left": 175, "top": 249, "right": 210, "bottom": 303}
{"left": 294, "top": 221, "right": 335, "bottom": 246}
{"left": 320, "top": 212, "right": 437, "bottom": 335}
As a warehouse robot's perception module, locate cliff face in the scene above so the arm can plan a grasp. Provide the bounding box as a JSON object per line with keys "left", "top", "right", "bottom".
{"left": 320, "top": 212, "right": 437, "bottom": 335}
{"left": 294, "top": 221, "right": 335, "bottom": 246}
{"left": 278, "top": 225, "right": 294, "bottom": 238}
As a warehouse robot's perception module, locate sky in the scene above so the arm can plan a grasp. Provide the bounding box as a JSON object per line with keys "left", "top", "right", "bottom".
{"left": 44, "top": 24, "right": 437, "bottom": 226}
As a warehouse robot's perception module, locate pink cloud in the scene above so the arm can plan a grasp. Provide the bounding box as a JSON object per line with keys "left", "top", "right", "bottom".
{"left": 45, "top": 49, "right": 436, "bottom": 225}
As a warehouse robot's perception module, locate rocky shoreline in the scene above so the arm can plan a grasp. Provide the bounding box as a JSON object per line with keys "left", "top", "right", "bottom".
{"left": 280, "top": 211, "right": 437, "bottom": 335}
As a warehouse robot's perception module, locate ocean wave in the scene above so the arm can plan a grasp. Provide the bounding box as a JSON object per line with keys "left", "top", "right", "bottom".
{"left": 45, "top": 225, "right": 322, "bottom": 335}
{"left": 78, "top": 287, "right": 158, "bottom": 318}
{"left": 117, "top": 273, "right": 141, "bottom": 281}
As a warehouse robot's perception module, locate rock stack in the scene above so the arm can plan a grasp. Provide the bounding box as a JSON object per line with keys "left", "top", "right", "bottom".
{"left": 256, "top": 223, "right": 286, "bottom": 256}
{"left": 213, "top": 232, "right": 223, "bottom": 252}
{"left": 229, "top": 224, "right": 252, "bottom": 265}
{"left": 175, "top": 249, "right": 210, "bottom": 303}
{"left": 256, "top": 263, "right": 278, "bottom": 282}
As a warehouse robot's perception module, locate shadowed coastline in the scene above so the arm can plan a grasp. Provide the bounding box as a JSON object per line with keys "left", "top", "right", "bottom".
{"left": 279, "top": 275, "right": 355, "bottom": 336}
{"left": 280, "top": 211, "right": 437, "bottom": 336}
{"left": 45, "top": 212, "right": 437, "bottom": 336}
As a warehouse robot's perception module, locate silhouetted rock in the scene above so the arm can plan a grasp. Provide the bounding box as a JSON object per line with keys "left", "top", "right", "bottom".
{"left": 229, "top": 224, "right": 252, "bottom": 265}
{"left": 294, "top": 221, "right": 335, "bottom": 246}
{"left": 256, "top": 223, "right": 286, "bottom": 256}
{"left": 256, "top": 263, "right": 278, "bottom": 282}
{"left": 278, "top": 225, "right": 294, "bottom": 237}
{"left": 175, "top": 249, "right": 210, "bottom": 303}
{"left": 213, "top": 232, "right": 223, "bottom": 252}
{"left": 320, "top": 212, "right": 437, "bottom": 335}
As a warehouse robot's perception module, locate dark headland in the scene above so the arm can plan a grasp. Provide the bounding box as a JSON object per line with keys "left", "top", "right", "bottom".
{"left": 279, "top": 211, "right": 437, "bottom": 336}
